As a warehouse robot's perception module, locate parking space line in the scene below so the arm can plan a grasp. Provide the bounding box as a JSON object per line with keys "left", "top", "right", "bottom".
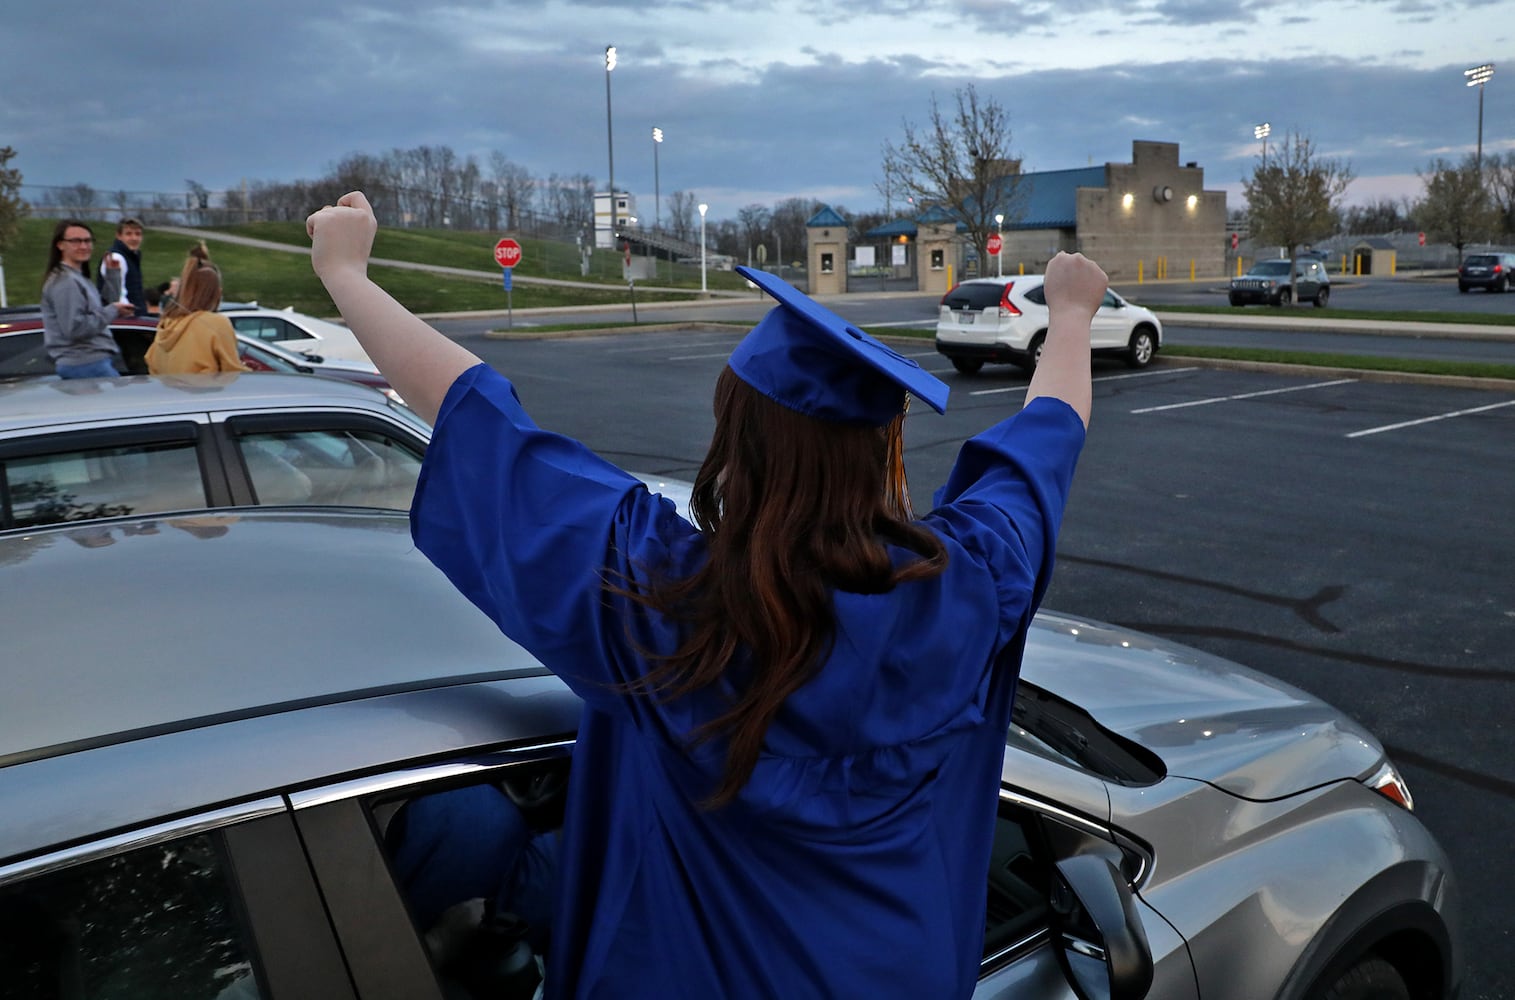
{"left": 668, "top": 351, "right": 735, "bottom": 361}
{"left": 604, "top": 339, "right": 735, "bottom": 354}
{"left": 1131, "top": 378, "right": 1355, "bottom": 414}
{"left": 969, "top": 367, "right": 1197, "bottom": 396}
{"left": 1346, "top": 399, "right": 1515, "bottom": 438}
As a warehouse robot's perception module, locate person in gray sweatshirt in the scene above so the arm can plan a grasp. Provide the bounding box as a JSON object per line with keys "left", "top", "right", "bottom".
{"left": 41, "top": 219, "right": 133, "bottom": 379}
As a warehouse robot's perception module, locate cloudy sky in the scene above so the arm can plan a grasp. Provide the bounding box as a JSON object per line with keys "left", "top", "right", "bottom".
{"left": 5, "top": 0, "right": 1508, "bottom": 222}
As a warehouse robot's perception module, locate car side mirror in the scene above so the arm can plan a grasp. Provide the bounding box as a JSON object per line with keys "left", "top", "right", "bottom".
{"left": 1049, "top": 854, "right": 1154, "bottom": 1000}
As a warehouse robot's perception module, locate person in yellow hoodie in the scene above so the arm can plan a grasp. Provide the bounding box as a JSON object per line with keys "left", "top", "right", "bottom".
{"left": 146, "top": 245, "right": 249, "bottom": 374}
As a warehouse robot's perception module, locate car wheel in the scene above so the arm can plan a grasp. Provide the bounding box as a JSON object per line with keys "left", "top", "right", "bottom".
{"left": 1015, "top": 333, "right": 1045, "bottom": 372}
{"left": 1314, "top": 287, "right": 1331, "bottom": 308}
{"left": 1229, "top": 294, "right": 1244, "bottom": 307}
{"left": 1458, "top": 283, "right": 1469, "bottom": 293}
{"left": 1126, "top": 328, "right": 1156, "bottom": 368}
{"left": 1274, "top": 288, "right": 1293, "bottom": 307}
{"left": 951, "top": 358, "right": 983, "bottom": 376}
{"left": 1497, "top": 277, "right": 1509, "bottom": 294}
{"left": 1316, "top": 955, "right": 1410, "bottom": 1000}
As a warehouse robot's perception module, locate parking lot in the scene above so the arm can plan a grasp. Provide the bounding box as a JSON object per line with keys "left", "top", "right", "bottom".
{"left": 466, "top": 326, "right": 1514, "bottom": 999}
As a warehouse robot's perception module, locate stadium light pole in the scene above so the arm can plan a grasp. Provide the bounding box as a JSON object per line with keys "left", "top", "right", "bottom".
{"left": 652, "top": 127, "right": 663, "bottom": 232}
{"left": 1254, "top": 122, "right": 1271, "bottom": 168}
{"left": 1466, "top": 64, "right": 1495, "bottom": 176}
{"left": 604, "top": 45, "right": 617, "bottom": 253}
{"left": 699, "top": 202, "right": 709, "bottom": 294}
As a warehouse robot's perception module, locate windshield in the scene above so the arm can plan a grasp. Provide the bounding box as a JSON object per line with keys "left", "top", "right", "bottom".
{"left": 1250, "top": 261, "right": 1291, "bottom": 276}
{"left": 1464, "top": 255, "right": 1497, "bottom": 266}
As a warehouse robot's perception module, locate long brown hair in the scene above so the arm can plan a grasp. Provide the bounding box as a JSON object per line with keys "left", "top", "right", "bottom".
{"left": 42, "top": 219, "right": 92, "bottom": 292}
{"left": 164, "top": 243, "right": 221, "bottom": 317}
{"left": 622, "top": 366, "right": 947, "bottom": 806}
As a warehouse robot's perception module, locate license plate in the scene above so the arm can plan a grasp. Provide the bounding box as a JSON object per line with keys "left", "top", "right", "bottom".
{"left": 958, "top": 312, "right": 976, "bottom": 324}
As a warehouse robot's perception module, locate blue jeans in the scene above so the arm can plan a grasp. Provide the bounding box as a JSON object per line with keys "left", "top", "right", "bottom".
{"left": 55, "top": 358, "right": 120, "bottom": 379}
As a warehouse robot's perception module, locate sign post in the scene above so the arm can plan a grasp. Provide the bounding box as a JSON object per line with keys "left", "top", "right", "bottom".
{"left": 494, "top": 238, "right": 523, "bottom": 330}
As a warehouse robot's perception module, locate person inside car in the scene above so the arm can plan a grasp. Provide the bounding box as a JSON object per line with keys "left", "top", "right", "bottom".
{"left": 146, "top": 247, "right": 249, "bottom": 375}
{"left": 40, "top": 220, "right": 134, "bottom": 380}
{"left": 306, "top": 191, "right": 1100, "bottom": 999}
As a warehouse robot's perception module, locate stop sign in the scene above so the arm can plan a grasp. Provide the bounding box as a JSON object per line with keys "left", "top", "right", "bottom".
{"left": 1418, "top": 232, "right": 1426, "bottom": 247}
{"left": 986, "top": 233, "right": 1003, "bottom": 256}
{"left": 493, "top": 238, "right": 523, "bottom": 268}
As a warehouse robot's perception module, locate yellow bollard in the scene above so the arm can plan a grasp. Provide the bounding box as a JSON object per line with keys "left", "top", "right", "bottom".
{"left": 1190, "top": 259, "right": 1196, "bottom": 281}
{"left": 947, "top": 264, "right": 954, "bottom": 288}
{"left": 1138, "top": 260, "right": 1144, "bottom": 283}
{"left": 1018, "top": 262, "right": 1024, "bottom": 276}
{"left": 1235, "top": 257, "right": 1243, "bottom": 277}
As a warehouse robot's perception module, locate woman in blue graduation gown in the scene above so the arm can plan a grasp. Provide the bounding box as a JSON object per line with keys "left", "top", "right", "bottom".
{"left": 307, "top": 192, "right": 1106, "bottom": 999}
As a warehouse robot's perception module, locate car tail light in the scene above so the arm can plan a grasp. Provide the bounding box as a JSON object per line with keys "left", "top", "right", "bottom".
{"left": 1495, "top": 264, "right": 1504, "bottom": 275}
{"left": 1364, "top": 760, "right": 1414, "bottom": 811}
{"left": 999, "top": 284, "right": 1022, "bottom": 318}
{"left": 940, "top": 285, "right": 958, "bottom": 306}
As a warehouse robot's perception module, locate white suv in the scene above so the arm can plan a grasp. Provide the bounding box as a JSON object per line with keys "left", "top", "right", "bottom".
{"left": 935, "top": 276, "right": 1162, "bottom": 374}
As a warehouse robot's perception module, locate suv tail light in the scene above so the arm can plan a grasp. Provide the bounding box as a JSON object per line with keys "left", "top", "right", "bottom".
{"left": 999, "top": 284, "right": 1022, "bottom": 318}
{"left": 940, "top": 285, "right": 959, "bottom": 306}
{"left": 1494, "top": 264, "right": 1505, "bottom": 275}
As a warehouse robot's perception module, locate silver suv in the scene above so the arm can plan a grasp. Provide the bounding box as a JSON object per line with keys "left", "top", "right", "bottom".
{"left": 1230, "top": 257, "right": 1332, "bottom": 307}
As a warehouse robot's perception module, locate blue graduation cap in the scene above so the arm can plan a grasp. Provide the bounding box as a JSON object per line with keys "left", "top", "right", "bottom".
{"left": 728, "top": 266, "right": 949, "bottom": 425}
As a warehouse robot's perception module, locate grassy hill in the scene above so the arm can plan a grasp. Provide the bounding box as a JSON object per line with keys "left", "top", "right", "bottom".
{"left": 3, "top": 217, "right": 747, "bottom": 315}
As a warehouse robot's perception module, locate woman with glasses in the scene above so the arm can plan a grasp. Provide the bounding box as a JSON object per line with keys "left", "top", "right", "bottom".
{"left": 40, "top": 220, "right": 133, "bottom": 379}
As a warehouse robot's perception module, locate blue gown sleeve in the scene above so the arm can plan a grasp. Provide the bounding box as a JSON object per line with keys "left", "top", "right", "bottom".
{"left": 410, "top": 363, "right": 689, "bottom": 707}
{"left": 927, "top": 396, "right": 1086, "bottom": 637}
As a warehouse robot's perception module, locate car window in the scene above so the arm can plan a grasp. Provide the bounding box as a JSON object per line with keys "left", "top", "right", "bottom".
{"left": 230, "top": 317, "right": 297, "bottom": 344}
{"left": 0, "top": 831, "right": 267, "bottom": 998}
{"left": 943, "top": 284, "right": 1005, "bottom": 310}
{"left": 1252, "top": 261, "right": 1290, "bottom": 276}
{"left": 2, "top": 434, "right": 208, "bottom": 529}
{"left": 1100, "top": 291, "right": 1120, "bottom": 308}
{"left": 981, "top": 808, "right": 1049, "bottom": 961}
{"left": 1022, "top": 286, "right": 1047, "bottom": 306}
{"left": 238, "top": 427, "right": 423, "bottom": 509}
{"left": 1464, "top": 255, "right": 1496, "bottom": 267}
{"left": 0, "top": 331, "right": 52, "bottom": 379}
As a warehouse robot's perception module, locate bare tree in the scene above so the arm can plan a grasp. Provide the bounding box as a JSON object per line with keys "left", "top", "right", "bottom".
{"left": 1342, "top": 197, "right": 1412, "bottom": 236}
{"left": 490, "top": 153, "right": 534, "bottom": 231}
{"left": 770, "top": 197, "right": 813, "bottom": 268}
{"left": 667, "top": 190, "right": 697, "bottom": 243}
{"left": 1415, "top": 156, "right": 1496, "bottom": 256}
{"left": 880, "top": 85, "right": 1022, "bottom": 268}
{"left": 1242, "top": 132, "right": 1354, "bottom": 307}
{"left": 736, "top": 204, "right": 771, "bottom": 263}
{"left": 1482, "top": 151, "right": 1515, "bottom": 239}
{"left": 0, "top": 146, "right": 27, "bottom": 259}
{"left": 57, "top": 182, "right": 98, "bottom": 216}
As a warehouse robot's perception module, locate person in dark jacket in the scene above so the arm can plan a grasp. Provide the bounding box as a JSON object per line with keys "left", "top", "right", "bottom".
{"left": 97, "top": 217, "right": 147, "bottom": 317}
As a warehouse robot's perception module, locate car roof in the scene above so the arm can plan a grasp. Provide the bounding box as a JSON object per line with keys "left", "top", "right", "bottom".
{"left": 0, "top": 510, "right": 572, "bottom": 862}
{"left": 0, "top": 372, "right": 396, "bottom": 433}
{"left": 1, "top": 510, "right": 547, "bottom": 766}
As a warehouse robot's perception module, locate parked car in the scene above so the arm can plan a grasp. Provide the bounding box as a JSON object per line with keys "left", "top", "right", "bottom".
{"left": 0, "top": 311, "right": 399, "bottom": 399}
{"left": 1229, "top": 258, "right": 1332, "bottom": 308}
{"left": 1456, "top": 252, "right": 1515, "bottom": 293}
{"left": 935, "top": 276, "right": 1162, "bottom": 375}
{"left": 0, "top": 510, "right": 1460, "bottom": 999}
{"left": 0, "top": 371, "right": 690, "bottom": 533}
{"left": 220, "top": 303, "right": 372, "bottom": 363}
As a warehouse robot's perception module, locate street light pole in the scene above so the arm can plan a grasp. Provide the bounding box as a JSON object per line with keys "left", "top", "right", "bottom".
{"left": 1466, "top": 64, "right": 1495, "bottom": 176}
{"left": 1254, "top": 122, "right": 1271, "bottom": 168}
{"left": 698, "top": 202, "right": 708, "bottom": 294}
{"left": 604, "top": 45, "right": 617, "bottom": 254}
